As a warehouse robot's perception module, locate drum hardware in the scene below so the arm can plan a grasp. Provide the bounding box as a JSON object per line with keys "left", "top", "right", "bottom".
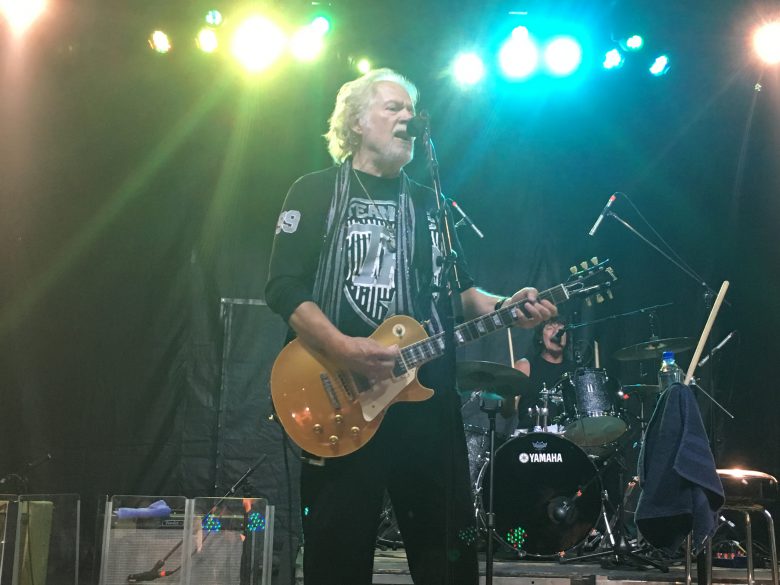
{"left": 558, "top": 451, "right": 669, "bottom": 571}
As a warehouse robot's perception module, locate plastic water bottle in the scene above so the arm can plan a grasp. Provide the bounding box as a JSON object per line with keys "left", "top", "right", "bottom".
{"left": 658, "top": 351, "right": 684, "bottom": 391}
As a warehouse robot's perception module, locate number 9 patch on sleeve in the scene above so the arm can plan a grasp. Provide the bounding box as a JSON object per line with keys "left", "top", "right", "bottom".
{"left": 276, "top": 210, "right": 301, "bottom": 234}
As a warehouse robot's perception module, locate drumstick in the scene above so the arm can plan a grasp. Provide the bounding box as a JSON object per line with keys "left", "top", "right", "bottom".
{"left": 594, "top": 340, "right": 600, "bottom": 368}
{"left": 507, "top": 329, "right": 515, "bottom": 365}
{"left": 684, "top": 281, "right": 729, "bottom": 385}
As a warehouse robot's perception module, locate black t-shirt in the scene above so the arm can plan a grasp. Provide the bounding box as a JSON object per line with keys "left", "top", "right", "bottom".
{"left": 266, "top": 166, "right": 474, "bottom": 339}
{"left": 527, "top": 353, "right": 573, "bottom": 395}
{"left": 516, "top": 353, "right": 574, "bottom": 430}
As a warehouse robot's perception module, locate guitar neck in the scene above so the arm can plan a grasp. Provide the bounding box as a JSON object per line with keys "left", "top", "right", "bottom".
{"left": 397, "top": 284, "right": 570, "bottom": 372}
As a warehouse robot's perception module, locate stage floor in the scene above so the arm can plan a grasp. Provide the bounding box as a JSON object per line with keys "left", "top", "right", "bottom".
{"left": 365, "top": 549, "right": 779, "bottom": 585}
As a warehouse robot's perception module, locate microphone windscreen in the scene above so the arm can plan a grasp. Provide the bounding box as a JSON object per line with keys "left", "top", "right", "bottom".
{"left": 406, "top": 116, "right": 428, "bottom": 137}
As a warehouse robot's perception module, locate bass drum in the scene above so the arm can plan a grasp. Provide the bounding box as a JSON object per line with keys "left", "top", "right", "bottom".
{"left": 479, "top": 433, "right": 602, "bottom": 556}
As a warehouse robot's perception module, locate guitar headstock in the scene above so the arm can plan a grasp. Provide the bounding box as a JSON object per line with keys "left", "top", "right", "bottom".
{"left": 565, "top": 257, "right": 618, "bottom": 305}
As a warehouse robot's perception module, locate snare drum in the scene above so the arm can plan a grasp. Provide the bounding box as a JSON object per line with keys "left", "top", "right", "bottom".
{"left": 557, "top": 368, "right": 626, "bottom": 447}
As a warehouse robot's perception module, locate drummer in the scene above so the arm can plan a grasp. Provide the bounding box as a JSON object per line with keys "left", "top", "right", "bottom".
{"left": 514, "top": 317, "right": 574, "bottom": 431}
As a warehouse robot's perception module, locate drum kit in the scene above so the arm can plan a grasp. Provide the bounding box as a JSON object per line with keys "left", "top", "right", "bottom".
{"left": 455, "top": 335, "right": 697, "bottom": 560}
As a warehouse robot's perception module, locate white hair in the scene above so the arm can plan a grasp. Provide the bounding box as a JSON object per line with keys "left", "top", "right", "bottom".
{"left": 324, "top": 68, "right": 419, "bottom": 163}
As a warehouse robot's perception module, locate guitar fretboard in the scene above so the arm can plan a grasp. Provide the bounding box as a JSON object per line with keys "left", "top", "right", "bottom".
{"left": 393, "top": 284, "right": 570, "bottom": 376}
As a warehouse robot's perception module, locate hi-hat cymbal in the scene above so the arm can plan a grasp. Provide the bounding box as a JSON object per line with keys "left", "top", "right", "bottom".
{"left": 456, "top": 360, "right": 532, "bottom": 398}
{"left": 613, "top": 337, "right": 696, "bottom": 361}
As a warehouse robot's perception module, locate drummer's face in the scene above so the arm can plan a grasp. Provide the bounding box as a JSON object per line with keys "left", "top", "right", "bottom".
{"left": 543, "top": 322, "right": 566, "bottom": 349}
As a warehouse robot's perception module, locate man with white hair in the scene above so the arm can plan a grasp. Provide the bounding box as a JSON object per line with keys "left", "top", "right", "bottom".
{"left": 266, "top": 68, "right": 557, "bottom": 584}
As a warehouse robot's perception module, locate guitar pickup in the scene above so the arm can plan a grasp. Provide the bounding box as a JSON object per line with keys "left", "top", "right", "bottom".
{"left": 319, "top": 373, "right": 341, "bottom": 410}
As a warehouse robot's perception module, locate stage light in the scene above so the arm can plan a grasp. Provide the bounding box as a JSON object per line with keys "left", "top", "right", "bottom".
{"left": 290, "top": 20, "right": 327, "bottom": 62}
{"left": 356, "top": 58, "right": 372, "bottom": 74}
{"left": 498, "top": 26, "right": 539, "bottom": 80}
{"left": 625, "top": 35, "right": 644, "bottom": 51}
{"left": 196, "top": 28, "right": 218, "bottom": 53}
{"left": 231, "top": 16, "right": 287, "bottom": 73}
{"left": 205, "top": 9, "right": 223, "bottom": 27}
{"left": 754, "top": 22, "right": 780, "bottom": 65}
{"left": 149, "top": 30, "right": 172, "bottom": 54}
{"left": 0, "top": 0, "right": 46, "bottom": 36}
{"left": 544, "top": 36, "right": 582, "bottom": 76}
{"left": 452, "top": 52, "right": 485, "bottom": 86}
{"left": 649, "top": 54, "right": 670, "bottom": 76}
{"left": 603, "top": 48, "right": 624, "bottom": 69}
{"left": 310, "top": 16, "right": 331, "bottom": 35}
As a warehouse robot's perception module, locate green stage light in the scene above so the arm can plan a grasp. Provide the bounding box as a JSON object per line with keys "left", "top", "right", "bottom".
{"left": 603, "top": 48, "right": 624, "bottom": 69}
{"left": 231, "top": 15, "right": 287, "bottom": 73}
{"left": 149, "top": 30, "right": 172, "bottom": 54}
{"left": 196, "top": 28, "right": 218, "bottom": 53}
{"left": 310, "top": 16, "right": 330, "bottom": 35}
{"left": 498, "top": 26, "right": 539, "bottom": 80}
{"left": 649, "top": 54, "right": 670, "bottom": 76}
{"left": 205, "top": 9, "right": 223, "bottom": 27}
{"left": 356, "top": 58, "right": 372, "bottom": 74}
{"left": 544, "top": 36, "right": 582, "bottom": 76}
{"left": 290, "top": 20, "right": 327, "bottom": 62}
{"left": 625, "top": 35, "right": 644, "bottom": 50}
{"left": 452, "top": 52, "right": 485, "bottom": 87}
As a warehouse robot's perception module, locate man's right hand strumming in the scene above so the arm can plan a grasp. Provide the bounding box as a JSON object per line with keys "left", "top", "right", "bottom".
{"left": 288, "top": 301, "right": 399, "bottom": 385}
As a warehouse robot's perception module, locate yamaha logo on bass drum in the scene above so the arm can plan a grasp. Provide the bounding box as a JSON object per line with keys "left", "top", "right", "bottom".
{"left": 517, "top": 440, "right": 564, "bottom": 463}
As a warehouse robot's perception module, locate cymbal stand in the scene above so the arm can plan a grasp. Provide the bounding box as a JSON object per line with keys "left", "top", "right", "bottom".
{"left": 560, "top": 451, "right": 668, "bottom": 571}
{"left": 479, "top": 394, "right": 503, "bottom": 585}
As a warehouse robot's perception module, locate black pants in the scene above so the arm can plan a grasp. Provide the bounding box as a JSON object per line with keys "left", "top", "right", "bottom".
{"left": 300, "top": 388, "right": 479, "bottom": 585}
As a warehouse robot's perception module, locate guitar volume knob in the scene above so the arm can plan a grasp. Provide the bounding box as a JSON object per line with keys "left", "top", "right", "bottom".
{"left": 334, "top": 414, "right": 343, "bottom": 424}
{"left": 350, "top": 426, "right": 360, "bottom": 436}
{"left": 313, "top": 424, "right": 323, "bottom": 433}
{"left": 328, "top": 435, "right": 339, "bottom": 445}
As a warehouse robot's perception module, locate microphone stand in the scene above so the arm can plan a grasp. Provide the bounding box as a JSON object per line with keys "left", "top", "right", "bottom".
{"left": 415, "top": 113, "right": 473, "bottom": 584}
{"left": 126, "top": 454, "right": 267, "bottom": 583}
{"left": 600, "top": 207, "right": 732, "bottom": 452}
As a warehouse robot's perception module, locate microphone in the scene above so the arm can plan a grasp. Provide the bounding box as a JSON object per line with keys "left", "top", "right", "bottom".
{"left": 698, "top": 330, "right": 737, "bottom": 367}
{"left": 587, "top": 193, "right": 618, "bottom": 237}
{"left": 552, "top": 326, "right": 569, "bottom": 343}
{"left": 406, "top": 114, "right": 429, "bottom": 138}
{"left": 549, "top": 497, "right": 576, "bottom": 524}
{"left": 450, "top": 199, "right": 484, "bottom": 238}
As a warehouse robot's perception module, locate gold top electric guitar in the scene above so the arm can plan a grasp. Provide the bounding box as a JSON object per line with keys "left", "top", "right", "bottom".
{"left": 270, "top": 258, "right": 617, "bottom": 458}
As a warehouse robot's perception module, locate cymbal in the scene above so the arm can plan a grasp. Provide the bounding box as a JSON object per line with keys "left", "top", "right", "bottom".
{"left": 613, "top": 337, "right": 696, "bottom": 361}
{"left": 456, "top": 360, "right": 532, "bottom": 398}
{"left": 621, "top": 384, "right": 661, "bottom": 397}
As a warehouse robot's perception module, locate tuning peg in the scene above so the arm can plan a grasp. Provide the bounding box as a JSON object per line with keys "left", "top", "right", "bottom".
{"left": 606, "top": 289, "right": 614, "bottom": 300}
{"left": 596, "top": 293, "right": 605, "bottom": 303}
{"left": 580, "top": 261, "right": 589, "bottom": 270}
{"left": 585, "top": 297, "right": 593, "bottom": 307}
{"left": 570, "top": 266, "right": 578, "bottom": 274}
{"left": 591, "top": 256, "right": 599, "bottom": 265}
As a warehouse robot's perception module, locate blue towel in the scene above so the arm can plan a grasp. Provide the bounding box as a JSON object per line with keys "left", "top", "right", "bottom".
{"left": 636, "top": 383, "right": 724, "bottom": 554}
{"left": 115, "top": 499, "right": 172, "bottom": 520}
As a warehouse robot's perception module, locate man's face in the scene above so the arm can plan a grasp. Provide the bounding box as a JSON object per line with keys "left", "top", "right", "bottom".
{"left": 542, "top": 322, "right": 567, "bottom": 351}
{"left": 353, "top": 81, "right": 415, "bottom": 172}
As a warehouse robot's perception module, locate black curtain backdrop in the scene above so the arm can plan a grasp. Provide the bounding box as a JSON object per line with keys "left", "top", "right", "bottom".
{"left": 1, "top": 0, "right": 779, "bottom": 582}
